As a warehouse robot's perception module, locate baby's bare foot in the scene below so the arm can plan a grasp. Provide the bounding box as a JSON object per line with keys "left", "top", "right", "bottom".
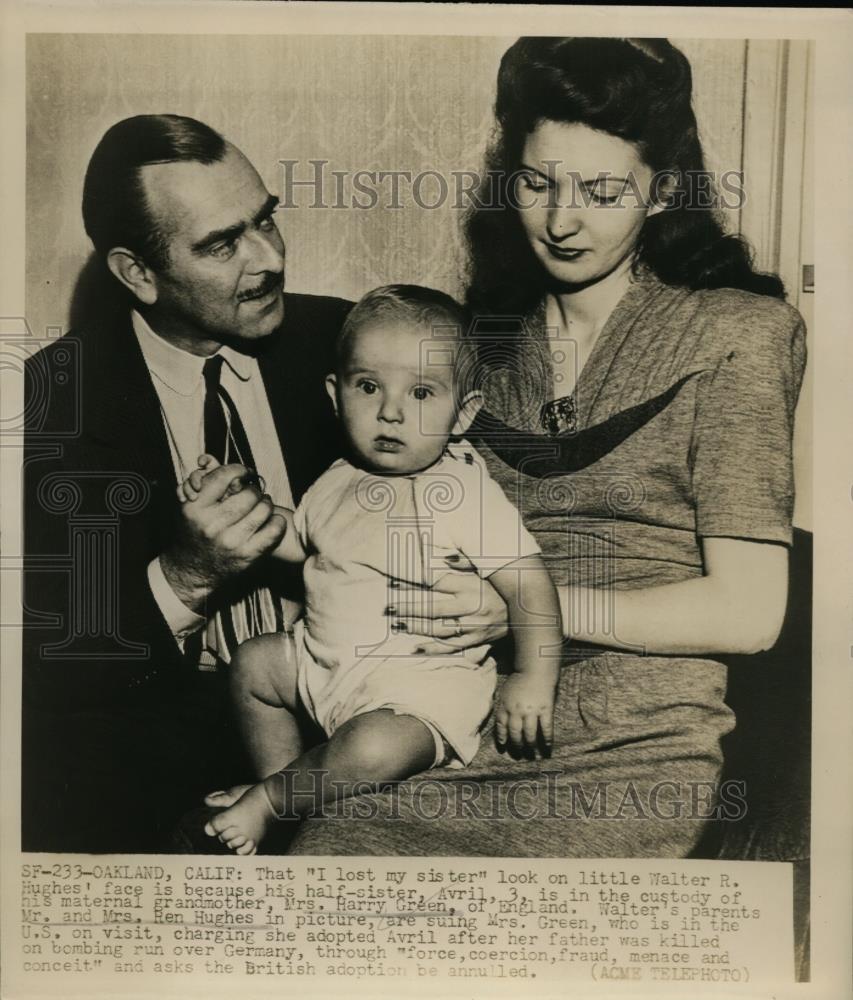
{"left": 204, "top": 784, "right": 252, "bottom": 809}
{"left": 203, "top": 783, "right": 276, "bottom": 855}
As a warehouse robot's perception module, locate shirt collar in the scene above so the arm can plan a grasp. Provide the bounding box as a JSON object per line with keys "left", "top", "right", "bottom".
{"left": 131, "top": 310, "right": 255, "bottom": 395}
{"left": 218, "top": 343, "right": 255, "bottom": 382}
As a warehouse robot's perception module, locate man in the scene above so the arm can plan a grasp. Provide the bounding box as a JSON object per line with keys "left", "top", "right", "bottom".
{"left": 22, "top": 115, "right": 352, "bottom": 852}
{"left": 23, "top": 113, "right": 508, "bottom": 855}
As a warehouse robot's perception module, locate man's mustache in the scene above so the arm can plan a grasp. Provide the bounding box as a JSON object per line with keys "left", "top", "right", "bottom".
{"left": 237, "top": 271, "right": 284, "bottom": 303}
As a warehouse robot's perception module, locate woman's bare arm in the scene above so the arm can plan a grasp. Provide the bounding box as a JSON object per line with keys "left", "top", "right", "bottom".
{"left": 560, "top": 537, "right": 788, "bottom": 656}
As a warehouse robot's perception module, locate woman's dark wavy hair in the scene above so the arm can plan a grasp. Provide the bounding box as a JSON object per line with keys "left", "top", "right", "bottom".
{"left": 465, "top": 37, "right": 785, "bottom": 315}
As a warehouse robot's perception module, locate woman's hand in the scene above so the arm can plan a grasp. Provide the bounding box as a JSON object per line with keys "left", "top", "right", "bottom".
{"left": 384, "top": 554, "right": 509, "bottom": 654}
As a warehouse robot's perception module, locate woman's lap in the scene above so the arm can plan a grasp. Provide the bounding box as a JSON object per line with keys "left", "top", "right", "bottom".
{"left": 284, "top": 653, "right": 734, "bottom": 858}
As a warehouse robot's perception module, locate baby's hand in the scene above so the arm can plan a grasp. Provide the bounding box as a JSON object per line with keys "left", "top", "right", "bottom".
{"left": 176, "top": 453, "right": 230, "bottom": 502}
{"left": 494, "top": 670, "right": 558, "bottom": 753}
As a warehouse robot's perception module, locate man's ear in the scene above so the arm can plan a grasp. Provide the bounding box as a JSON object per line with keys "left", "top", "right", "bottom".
{"left": 451, "top": 390, "right": 483, "bottom": 438}
{"left": 325, "top": 373, "right": 339, "bottom": 416}
{"left": 106, "top": 247, "right": 159, "bottom": 306}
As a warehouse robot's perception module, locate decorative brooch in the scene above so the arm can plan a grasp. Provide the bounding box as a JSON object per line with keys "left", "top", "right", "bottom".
{"left": 540, "top": 395, "right": 577, "bottom": 436}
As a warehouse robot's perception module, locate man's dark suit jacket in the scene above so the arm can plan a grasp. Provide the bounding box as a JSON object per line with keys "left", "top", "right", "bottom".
{"left": 22, "top": 292, "right": 351, "bottom": 853}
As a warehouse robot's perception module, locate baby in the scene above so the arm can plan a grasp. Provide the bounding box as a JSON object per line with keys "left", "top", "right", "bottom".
{"left": 180, "top": 284, "right": 562, "bottom": 854}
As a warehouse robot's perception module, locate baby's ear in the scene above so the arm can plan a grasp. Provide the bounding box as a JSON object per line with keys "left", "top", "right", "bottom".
{"left": 324, "top": 373, "right": 339, "bottom": 416}
{"left": 452, "top": 390, "right": 484, "bottom": 438}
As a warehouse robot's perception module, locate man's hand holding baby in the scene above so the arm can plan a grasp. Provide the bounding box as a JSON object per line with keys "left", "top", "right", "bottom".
{"left": 161, "top": 456, "right": 287, "bottom": 613}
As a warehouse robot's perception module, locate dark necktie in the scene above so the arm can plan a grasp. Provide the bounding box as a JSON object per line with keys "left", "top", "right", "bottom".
{"left": 184, "top": 355, "right": 277, "bottom": 666}
{"left": 203, "top": 354, "right": 257, "bottom": 470}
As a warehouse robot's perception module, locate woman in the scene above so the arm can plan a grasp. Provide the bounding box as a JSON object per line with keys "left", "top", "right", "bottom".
{"left": 288, "top": 36, "right": 806, "bottom": 858}
{"left": 465, "top": 36, "right": 805, "bottom": 653}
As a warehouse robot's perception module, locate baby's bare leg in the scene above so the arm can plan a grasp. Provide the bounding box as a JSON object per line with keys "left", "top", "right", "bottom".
{"left": 231, "top": 632, "right": 302, "bottom": 776}
{"left": 221, "top": 631, "right": 301, "bottom": 774}
{"left": 204, "top": 632, "right": 302, "bottom": 826}
{"left": 205, "top": 710, "right": 436, "bottom": 854}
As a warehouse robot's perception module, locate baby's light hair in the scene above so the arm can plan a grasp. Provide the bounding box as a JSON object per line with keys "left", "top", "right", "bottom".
{"left": 336, "top": 284, "right": 479, "bottom": 399}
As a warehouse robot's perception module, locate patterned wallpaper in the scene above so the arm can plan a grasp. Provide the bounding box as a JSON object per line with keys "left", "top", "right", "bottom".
{"left": 27, "top": 33, "right": 752, "bottom": 336}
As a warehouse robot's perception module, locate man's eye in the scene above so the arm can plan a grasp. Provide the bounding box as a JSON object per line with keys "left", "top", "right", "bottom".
{"left": 259, "top": 216, "right": 277, "bottom": 232}
{"left": 412, "top": 386, "right": 433, "bottom": 401}
{"left": 356, "top": 379, "right": 378, "bottom": 395}
{"left": 590, "top": 192, "right": 619, "bottom": 206}
{"left": 209, "top": 241, "right": 237, "bottom": 259}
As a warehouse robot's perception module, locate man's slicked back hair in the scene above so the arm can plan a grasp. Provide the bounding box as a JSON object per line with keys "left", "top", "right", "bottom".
{"left": 82, "top": 114, "right": 227, "bottom": 271}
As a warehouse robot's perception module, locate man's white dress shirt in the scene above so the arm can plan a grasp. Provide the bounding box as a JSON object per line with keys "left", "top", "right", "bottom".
{"left": 133, "top": 310, "right": 298, "bottom": 666}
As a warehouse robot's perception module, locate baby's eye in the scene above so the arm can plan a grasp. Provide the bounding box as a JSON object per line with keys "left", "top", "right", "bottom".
{"left": 412, "top": 386, "right": 433, "bottom": 401}
{"left": 356, "top": 379, "right": 378, "bottom": 395}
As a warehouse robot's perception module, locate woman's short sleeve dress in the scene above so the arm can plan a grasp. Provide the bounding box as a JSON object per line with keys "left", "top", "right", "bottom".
{"left": 469, "top": 270, "right": 807, "bottom": 590}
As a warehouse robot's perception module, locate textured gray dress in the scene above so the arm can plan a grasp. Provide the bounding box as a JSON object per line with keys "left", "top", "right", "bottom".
{"left": 288, "top": 271, "right": 807, "bottom": 858}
